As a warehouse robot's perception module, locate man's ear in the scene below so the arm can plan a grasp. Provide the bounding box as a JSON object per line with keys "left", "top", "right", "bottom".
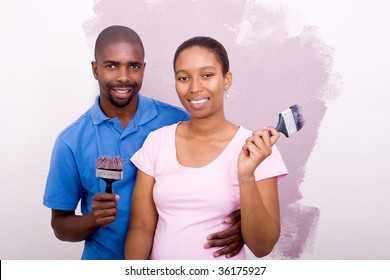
{"left": 91, "top": 61, "right": 98, "bottom": 80}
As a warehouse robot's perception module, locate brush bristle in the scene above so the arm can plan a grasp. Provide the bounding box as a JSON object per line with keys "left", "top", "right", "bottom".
{"left": 96, "top": 156, "right": 124, "bottom": 181}
{"left": 289, "top": 105, "right": 305, "bottom": 131}
{"left": 96, "top": 156, "right": 123, "bottom": 171}
{"left": 276, "top": 104, "right": 305, "bottom": 137}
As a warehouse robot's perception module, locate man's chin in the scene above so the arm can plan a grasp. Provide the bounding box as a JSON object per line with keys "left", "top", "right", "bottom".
{"left": 110, "top": 94, "right": 137, "bottom": 108}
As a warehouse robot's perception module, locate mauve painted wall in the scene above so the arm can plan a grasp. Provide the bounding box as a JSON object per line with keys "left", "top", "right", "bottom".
{"left": 83, "top": 0, "right": 339, "bottom": 259}
{"left": 0, "top": 0, "right": 389, "bottom": 260}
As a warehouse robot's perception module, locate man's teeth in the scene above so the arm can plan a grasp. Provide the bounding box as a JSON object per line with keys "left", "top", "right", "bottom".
{"left": 115, "top": 89, "right": 130, "bottom": 93}
{"left": 190, "top": 98, "right": 208, "bottom": 104}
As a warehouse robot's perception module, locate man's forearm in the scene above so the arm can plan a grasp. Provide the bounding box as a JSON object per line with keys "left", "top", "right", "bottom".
{"left": 52, "top": 211, "right": 99, "bottom": 242}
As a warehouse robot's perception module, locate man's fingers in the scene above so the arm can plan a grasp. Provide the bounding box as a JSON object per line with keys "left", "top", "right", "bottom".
{"left": 91, "top": 192, "right": 119, "bottom": 227}
{"left": 95, "top": 216, "right": 117, "bottom": 227}
{"left": 93, "top": 192, "right": 119, "bottom": 202}
{"left": 93, "top": 207, "right": 118, "bottom": 227}
{"left": 92, "top": 193, "right": 119, "bottom": 211}
{"left": 92, "top": 199, "right": 118, "bottom": 211}
{"left": 212, "top": 242, "right": 244, "bottom": 258}
{"left": 93, "top": 207, "right": 118, "bottom": 217}
{"left": 226, "top": 209, "right": 241, "bottom": 224}
{"left": 205, "top": 233, "right": 239, "bottom": 248}
{"left": 207, "top": 222, "right": 241, "bottom": 240}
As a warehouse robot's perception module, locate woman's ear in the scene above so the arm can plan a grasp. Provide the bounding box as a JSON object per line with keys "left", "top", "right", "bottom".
{"left": 224, "top": 71, "right": 233, "bottom": 90}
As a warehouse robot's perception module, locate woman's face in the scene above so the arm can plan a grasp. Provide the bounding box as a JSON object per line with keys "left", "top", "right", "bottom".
{"left": 174, "top": 46, "right": 231, "bottom": 119}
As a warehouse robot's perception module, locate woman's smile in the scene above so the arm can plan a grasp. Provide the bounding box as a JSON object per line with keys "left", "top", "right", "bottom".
{"left": 188, "top": 97, "right": 210, "bottom": 109}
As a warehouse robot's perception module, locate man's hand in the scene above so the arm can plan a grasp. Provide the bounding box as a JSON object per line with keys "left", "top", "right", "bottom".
{"left": 91, "top": 192, "right": 120, "bottom": 227}
{"left": 51, "top": 193, "right": 119, "bottom": 242}
{"left": 204, "top": 210, "right": 244, "bottom": 258}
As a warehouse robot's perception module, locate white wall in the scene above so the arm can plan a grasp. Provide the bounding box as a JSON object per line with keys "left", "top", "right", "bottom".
{"left": 289, "top": 0, "right": 390, "bottom": 259}
{"left": 1, "top": 0, "right": 389, "bottom": 260}
{"left": 0, "top": 0, "right": 94, "bottom": 259}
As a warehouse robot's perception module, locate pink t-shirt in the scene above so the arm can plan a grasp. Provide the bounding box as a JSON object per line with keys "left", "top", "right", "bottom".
{"left": 131, "top": 123, "right": 288, "bottom": 259}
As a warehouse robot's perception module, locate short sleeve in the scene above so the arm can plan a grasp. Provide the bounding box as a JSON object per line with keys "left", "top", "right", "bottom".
{"left": 254, "top": 145, "right": 288, "bottom": 181}
{"left": 43, "top": 137, "right": 84, "bottom": 211}
{"left": 130, "top": 130, "right": 159, "bottom": 177}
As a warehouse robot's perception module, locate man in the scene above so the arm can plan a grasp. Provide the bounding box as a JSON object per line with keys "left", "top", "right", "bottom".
{"left": 43, "top": 25, "right": 243, "bottom": 259}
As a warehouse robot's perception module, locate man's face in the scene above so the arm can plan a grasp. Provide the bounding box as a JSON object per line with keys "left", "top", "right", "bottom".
{"left": 92, "top": 41, "right": 145, "bottom": 108}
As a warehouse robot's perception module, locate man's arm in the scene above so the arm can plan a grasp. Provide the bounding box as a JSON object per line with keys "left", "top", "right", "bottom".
{"left": 204, "top": 210, "right": 244, "bottom": 258}
{"left": 51, "top": 193, "right": 119, "bottom": 242}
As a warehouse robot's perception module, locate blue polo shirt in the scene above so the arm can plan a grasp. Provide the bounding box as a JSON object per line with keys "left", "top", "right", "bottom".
{"left": 43, "top": 94, "right": 189, "bottom": 259}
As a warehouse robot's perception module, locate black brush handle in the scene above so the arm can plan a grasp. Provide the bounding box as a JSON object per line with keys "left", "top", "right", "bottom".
{"left": 268, "top": 113, "right": 289, "bottom": 137}
{"left": 104, "top": 180, "right": 113, "bottom": 194}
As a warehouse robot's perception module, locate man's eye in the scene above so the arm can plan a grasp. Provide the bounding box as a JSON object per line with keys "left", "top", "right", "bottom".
{"left": 203, "top": 73, "right": 213, "bottom": 78}
{"left": 130, "top": 64, "right": 140, "bottom": 69}
{"left": 177, "top": 77, "right": 189, "bottom": 81}
{"left": 106, "top": 64, "right": 116, "bottom": 69}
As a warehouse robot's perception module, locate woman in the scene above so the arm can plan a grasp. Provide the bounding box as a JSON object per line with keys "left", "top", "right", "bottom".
{"left": 125, "top": 36, "right": 287, "bottom": 259}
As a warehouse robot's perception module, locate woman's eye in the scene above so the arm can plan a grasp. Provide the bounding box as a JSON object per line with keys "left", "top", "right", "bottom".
{"left": 203, "top": 73, "right": 213, "bottom": 78}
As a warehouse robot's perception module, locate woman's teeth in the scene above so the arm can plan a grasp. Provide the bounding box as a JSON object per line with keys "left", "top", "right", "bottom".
{"left": 190, "top": 98, "right": 208, "bottom": 104}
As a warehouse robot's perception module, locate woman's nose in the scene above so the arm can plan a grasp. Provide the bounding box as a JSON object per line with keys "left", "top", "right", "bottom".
{"left": 190, "top": 78, "right": 203, "bottom": 93}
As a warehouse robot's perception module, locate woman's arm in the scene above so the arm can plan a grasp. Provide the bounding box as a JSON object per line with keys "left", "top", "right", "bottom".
{"left": 239, "top": 176, "right": 280, "bottom": 258}
{"left": 125, "top": 170, "right": 158, "bottom": 259}
{"left": 237, "top": 127, "right": 281, "bottom": 257}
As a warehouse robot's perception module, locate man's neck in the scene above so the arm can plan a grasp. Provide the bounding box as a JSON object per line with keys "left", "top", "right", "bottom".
{"left": 99, "top": 95, "right": 139, "bottom": 128}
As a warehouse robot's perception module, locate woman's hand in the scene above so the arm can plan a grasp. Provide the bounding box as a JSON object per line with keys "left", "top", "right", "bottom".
{"left": 237, "top": 127, "right": 280, "bottom": 180}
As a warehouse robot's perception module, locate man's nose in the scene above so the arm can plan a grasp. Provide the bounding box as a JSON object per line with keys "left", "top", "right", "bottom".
{"left": 116, "top": 66, "right": 130, "bottom": 83}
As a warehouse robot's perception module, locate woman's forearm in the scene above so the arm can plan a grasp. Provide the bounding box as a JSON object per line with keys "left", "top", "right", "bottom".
{"left": 239, "top": 176, "right": 280, "bottom": 258}
{"left": 125, "top": 225, "right": 155, "bottom": 259}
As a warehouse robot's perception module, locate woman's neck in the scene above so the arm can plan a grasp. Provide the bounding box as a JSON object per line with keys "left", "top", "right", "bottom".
{"left": 186, "top": 115, "right": 236, "bottom": 142}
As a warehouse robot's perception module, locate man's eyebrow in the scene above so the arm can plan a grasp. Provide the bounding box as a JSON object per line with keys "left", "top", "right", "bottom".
{"left": 102, "top": 60, "right": 143, "bottom": 64}
{"left": 128, "top": 61, "right": 143, "bottom": 65}
{"left": 102, "top": 60, "right": 119, "bottom": 64}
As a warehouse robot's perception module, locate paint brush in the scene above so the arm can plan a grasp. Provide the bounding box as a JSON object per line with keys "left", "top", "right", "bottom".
{"left": 274, "top": 105, "right": 305, "bottom": 137}
{"left": 96, "top": 156, "right": 124, "bottom": 194}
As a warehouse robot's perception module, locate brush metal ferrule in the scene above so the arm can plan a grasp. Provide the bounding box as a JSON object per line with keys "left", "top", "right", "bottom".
{"left": 281, "top": 108, "right": 297, "bottom": 136}
{"left": 96, "top": 169, "right": 123, "bottom": 180}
